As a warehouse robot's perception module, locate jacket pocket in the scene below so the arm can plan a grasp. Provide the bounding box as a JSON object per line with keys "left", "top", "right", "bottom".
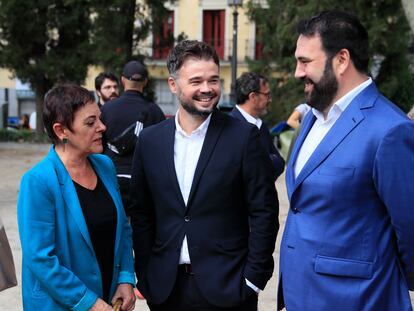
{"left": 314, "top": 255, "right": 373, "bottom": 279}
{"left": 216, "top": 236, "right": 247, "bottom": 252}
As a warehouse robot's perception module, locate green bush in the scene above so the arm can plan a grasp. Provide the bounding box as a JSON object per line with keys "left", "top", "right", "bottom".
{"left": 0, "top": 129, "right": 49, "bottom": 143}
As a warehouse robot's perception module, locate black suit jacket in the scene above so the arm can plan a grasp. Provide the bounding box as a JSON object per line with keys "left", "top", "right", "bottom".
{"left": 129, "top": 110, "right": 279, "bottom": 307}
{"left": 229, "top": 107, "right": 285, "bottom": 180}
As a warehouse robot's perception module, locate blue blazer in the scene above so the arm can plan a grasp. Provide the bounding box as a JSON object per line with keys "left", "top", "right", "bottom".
{"left": 279, "top": 83, "right": 414, "bottom": 310}
{"left": 17, "top": 147, "right": 135, "bottom": 311}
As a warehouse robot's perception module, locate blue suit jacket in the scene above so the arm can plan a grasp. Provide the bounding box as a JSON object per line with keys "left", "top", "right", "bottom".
{"left": 229, "top": 107, "right": 285, "bottom": 180}
{"left": 279, "top": 83, "right": 414, "bottom": 311}
{"left": 17, "top": 147, "right": 135, "bottom": 311}
{"left": 130, "top": 110, "right": 279, "bottom": 307}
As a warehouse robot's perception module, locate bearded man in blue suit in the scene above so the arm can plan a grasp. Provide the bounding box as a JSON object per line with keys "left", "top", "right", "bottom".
{"left": 278, "top": 10, "right": 414, "bottom": 311}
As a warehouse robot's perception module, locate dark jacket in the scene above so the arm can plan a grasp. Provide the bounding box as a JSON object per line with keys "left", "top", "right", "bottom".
{"left": 130, "top": 110, "right": 279, "bottom": 307}
{"left": 101, "top": 90, "right": 165, "bottom": 176}
{"left": 229, "top": 107, "right": 285, "bottom": 180}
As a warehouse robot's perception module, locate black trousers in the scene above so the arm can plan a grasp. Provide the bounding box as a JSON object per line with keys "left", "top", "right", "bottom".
{"left": 148, "top": 267, "right": 258, "bottom": 311}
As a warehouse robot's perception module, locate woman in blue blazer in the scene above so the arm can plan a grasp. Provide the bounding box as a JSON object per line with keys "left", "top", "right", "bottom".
{"left": 17, "top": 85, "right": 136, "bottom": 311}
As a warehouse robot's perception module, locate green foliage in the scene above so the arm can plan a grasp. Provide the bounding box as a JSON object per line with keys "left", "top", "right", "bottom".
{"left": 0, "top": 0, "right": 175, "bottom": 126}
{"left": 0, "top": 129, "right": 49, "bottom": 143}
{"left": 247, "top": 0, "right": 414, "bottom": 124}
{"left": 0, "top": 0, "right": 95, "bottom": 134}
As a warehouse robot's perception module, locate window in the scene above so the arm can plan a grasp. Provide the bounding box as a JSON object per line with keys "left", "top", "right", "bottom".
{"left": 153, "top": 11, "right": 174, "bottom": 60}
{"left": 255, "top": 25, "right": 264, "bottom": 60}
{"left": 203, "top": 10, "right": 225, "bottom": 59}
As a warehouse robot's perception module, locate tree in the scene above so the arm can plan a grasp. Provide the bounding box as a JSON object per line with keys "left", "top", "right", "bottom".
{"left": 0, "top": 0, "right": 95, "bottom": 135}
{"left": 91, "top": 0, "right": 177, "bottom": 101}
{"left": 247, "top": 0, "right": 414, "bottom": 124}
{"left": 0, "top": 0, "right": 174, "bottom": 136}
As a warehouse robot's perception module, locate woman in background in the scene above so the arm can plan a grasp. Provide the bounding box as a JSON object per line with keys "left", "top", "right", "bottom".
{"left": 17, "top": 84, "right": 135, "bottom": 311}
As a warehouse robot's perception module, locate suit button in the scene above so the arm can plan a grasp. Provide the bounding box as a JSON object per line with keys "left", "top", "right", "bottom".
{"left": 184, "top": 216, "right": 190, "bottom": 222}
{"left": 292, "top": 208, "right": 300, "bottom": 214}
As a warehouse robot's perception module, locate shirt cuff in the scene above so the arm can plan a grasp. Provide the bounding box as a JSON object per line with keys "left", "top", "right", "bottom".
{"left": 245, "top": 278, "right": 260, "bottom": 294}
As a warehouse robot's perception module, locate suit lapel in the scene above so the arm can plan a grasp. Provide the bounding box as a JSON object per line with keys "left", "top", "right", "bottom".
{"left": 186, "top": 111, "right": 225, "bottom": 210}
{"left": 48, "top": 148, "right": 94, "bottom": 253}
{"left": 291, "top": 84, "right": 379, "bottom": 196}
{"left": 162, "top": 118, "right": 186, "bottom": 208}
{"left": 286, "top": 113, "right": 316, "bottom": 198}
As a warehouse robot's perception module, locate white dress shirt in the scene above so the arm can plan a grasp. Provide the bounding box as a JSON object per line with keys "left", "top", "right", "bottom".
{"left": 294, "top": 78, "right": 372, "bottom": 178}
{"left": 174, "top": 112, "right": 211, "bottom": 264}
{"left": 236, "top": 105, "right": 263, "bottom": 129}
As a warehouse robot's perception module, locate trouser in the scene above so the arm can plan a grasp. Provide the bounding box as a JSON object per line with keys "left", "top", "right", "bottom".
{"left": 148, "top": 265, "right": 258, "bottom": 311}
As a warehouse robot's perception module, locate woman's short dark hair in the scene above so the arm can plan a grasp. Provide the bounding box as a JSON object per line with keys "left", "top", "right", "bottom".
{"left": 43, "top": 84, "right": 95, "bottom": 144}
{"left": 296, "top": 10, "right": 369, "bottom": 73}
{"left": 167, "top": 40, "right": 220, "bottom": 77}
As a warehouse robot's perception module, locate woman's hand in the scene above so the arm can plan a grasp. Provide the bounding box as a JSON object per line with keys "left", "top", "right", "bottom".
{"left": 111, "top": 283, "right": 136, "bottom": 311}
{"left": 89, "top": 298, "right": 114, "bottom": 310}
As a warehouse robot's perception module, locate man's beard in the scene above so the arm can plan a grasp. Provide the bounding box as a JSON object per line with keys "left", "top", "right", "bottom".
{"left": 101, "top": 92, "right": 118, "bottom": 103}
{"left": 179, "top": 91, "right": 219, "bottom": 117}
{"left": 304, "top": 58, "right": 338, "bottom": 113}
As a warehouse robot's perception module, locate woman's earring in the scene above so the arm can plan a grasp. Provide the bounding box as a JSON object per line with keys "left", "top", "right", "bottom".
{"left": 62, "top": 137, "right": 68, "bottom": 152}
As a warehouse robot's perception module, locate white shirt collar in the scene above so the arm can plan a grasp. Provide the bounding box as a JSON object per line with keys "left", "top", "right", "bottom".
{"left": 312, "top": 77, "right": 372, "bottom": 123}
{"left": 174, "top": 111, "right": 212, "bottom": 137}
{"left": 235, "top": 105, "right": 262, "bottom": 129}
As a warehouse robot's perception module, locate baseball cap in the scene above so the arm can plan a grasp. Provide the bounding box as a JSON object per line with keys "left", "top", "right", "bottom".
{"left": 122, "top": 60, "right": 148, "bottom": 81}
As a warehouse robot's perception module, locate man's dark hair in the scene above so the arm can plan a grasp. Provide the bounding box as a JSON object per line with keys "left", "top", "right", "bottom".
{"left": 167, "top": 40, "right": 220, "bottom": 77}
{"left": 43, "top": 84, "right": 95, "bottom": 144}
{"left": 236, "top": 72, "right": 268, "bottom": 105}
{"left": 94, "top": 72, "right": 119, "bottom": 91}
{"left": 296, "top": 10, "right": 369, "bottom": 73}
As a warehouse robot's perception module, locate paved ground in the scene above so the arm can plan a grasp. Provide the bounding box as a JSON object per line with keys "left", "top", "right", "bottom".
{"left": 0, "top": 142, "right": 412, "bottom": 310}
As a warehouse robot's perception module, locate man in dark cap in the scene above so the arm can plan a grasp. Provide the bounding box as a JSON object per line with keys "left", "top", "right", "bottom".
{"left": 101, "top": 60, "right": 165, "bottom": 211}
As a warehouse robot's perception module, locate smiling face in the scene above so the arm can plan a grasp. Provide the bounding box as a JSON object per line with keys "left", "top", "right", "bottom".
{"left": 61, "top": 102, "right": 106, "bottom": 156}
{"left": 294, "top": 35, "right": 338, "bottom": 113}
{"left": 168, "top": 58, "right": 221, "bottom": 117}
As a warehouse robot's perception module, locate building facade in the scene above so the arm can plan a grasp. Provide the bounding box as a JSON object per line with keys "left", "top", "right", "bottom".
{"left": 0, "top": 0, "right": 263, "bottom": 125}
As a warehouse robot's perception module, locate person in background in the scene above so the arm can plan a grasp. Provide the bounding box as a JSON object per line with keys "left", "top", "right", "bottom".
{"left": 95, "top": 72, "right": 120, "bottom": 107}
{"left": 407, "top": 105, "right": 414, "bottom": 120}
{"left": 278, "top": 10, "right": 414, "bottom": 310}
{"left": 19, "top": 113, "right": 30, "bottom": 129}
{"left": 17, "top": 84, "right": 135, "bottom": 311}
{"left": 230, "top": 72, "right": 285, "bottom": 180}
{"left": 286, "top": 103, "right": 311, "bottom": 129}
{"left": 130, "top": 40, "right": 278, "bottom": 311}
{"left": 101, "top": 60, "right": 165, "bottom": 212}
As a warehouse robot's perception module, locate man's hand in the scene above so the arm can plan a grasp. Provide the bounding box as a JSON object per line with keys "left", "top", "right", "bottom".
{"left": 111, "top": 283, "right": 136, "bottom": 311}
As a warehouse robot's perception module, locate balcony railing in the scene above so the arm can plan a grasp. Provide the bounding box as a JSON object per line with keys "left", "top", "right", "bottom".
{"left": 16, "top": 90, "right": 35, "bottom": 99}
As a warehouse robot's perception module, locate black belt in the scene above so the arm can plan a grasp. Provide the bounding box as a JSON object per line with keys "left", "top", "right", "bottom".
{"left": 178, "top": 264, "right": 194, "bottom": 275}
